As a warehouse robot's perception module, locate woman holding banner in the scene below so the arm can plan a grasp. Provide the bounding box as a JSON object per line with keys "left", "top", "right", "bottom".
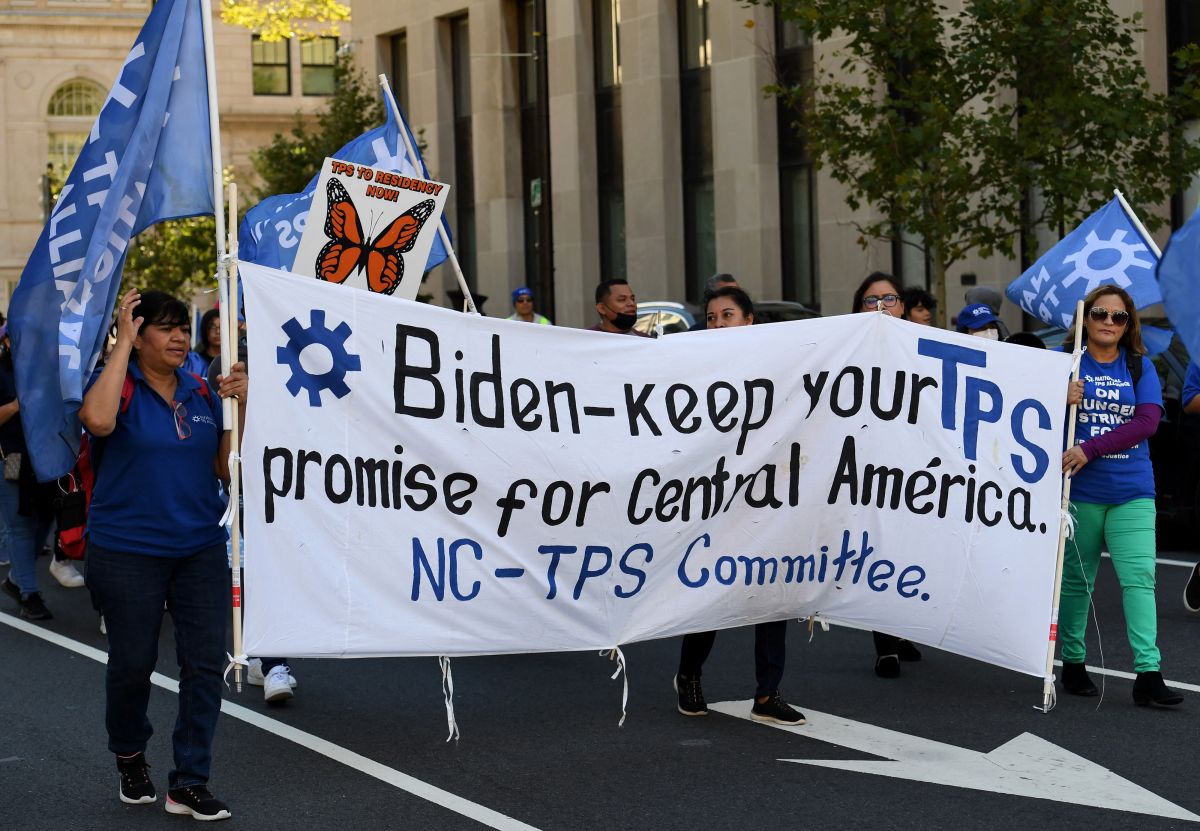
{"left": 850, "top": 272, "right": 924, "bottom": 678}
{"left": 673, "top": 286, "right": 805, "bottom": 726}
{"left": 1059, "top": 286, "right": 1181, "bottom": 707}
{"left": 79, "top": 288, "right": 247, "bottom": 819}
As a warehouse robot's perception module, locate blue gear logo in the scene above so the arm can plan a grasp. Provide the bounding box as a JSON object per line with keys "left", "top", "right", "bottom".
{"left": 276, "top": 310, "right": 362, "bottom": 406}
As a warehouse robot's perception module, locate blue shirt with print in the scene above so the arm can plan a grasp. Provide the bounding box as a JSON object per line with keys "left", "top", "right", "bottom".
{"left": 86, "top": 362, "right": 227, "bottom": 557}
{"left": 1071, "top": 347, "right": 1162, "bottom": 505}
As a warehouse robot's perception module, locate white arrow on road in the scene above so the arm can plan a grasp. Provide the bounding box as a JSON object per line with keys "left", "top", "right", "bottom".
{"left": 709, "top": 700, "right": 1199, "bottom": 823}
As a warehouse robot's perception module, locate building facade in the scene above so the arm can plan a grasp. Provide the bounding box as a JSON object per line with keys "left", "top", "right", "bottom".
{"left": 1, "top": 1, "right": 1191, "bottom": 328}
{"left": 0, "top": 0, "right": 348, "bottom": 307}
{"left": 350, "top": 0, "right": 1187, "bottom": 329}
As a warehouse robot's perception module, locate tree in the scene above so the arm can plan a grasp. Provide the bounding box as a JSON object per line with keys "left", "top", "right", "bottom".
{"left": 124, "top": 215, "right": 218, "bottom": 298}
{"left": 221, "top": 0, "right": 349, "bottom": 42}
{"left": 252, "top": 58, "right": 386, "bottom": 198}
{"left": 762, "top": 0, "right": 1200, "bottom": 323}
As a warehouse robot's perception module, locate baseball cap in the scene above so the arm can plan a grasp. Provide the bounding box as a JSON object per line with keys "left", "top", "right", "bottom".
{"left": 956, "top": 303, "right": 999, "bottom": 331}
{"left": 512, "top": 287, "right": 533, "bottom": 303}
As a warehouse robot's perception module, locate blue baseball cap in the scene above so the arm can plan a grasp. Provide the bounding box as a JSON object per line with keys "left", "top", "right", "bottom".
{"left": 512, "top": 287, "right": 533, "bottom": 303}
{"left": 956, "top": 303, "right": 998, "bottom": 332}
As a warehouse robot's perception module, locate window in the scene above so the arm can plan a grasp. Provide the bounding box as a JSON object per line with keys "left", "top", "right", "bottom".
{"left": 252, "top": 36, "right": 291, "bottom": 96}
{"left": 301, "top": 36, "right": 337, "bottom": 96}
{"left": 679, "top": 0, "right": 714, "bottom": 302}
{"left": 47, "top": 80, "right": 104, "bottom": 117}
{"left": 390, "top": 32, "right": 410, "bottom": 116}
{"left": 519, "top": 0, "right": 554, "bottom": 306}
{"left": 775, "top": 8, "right": 818, "bottom": 307}
{"left": 450, "top": 16, "right": 476, "bottom": 286}
{"left": 47, "top": 79, "right": 104, "bottom": 178}
{"left": 595, "top": 0, "right": 625, "bottom": 280}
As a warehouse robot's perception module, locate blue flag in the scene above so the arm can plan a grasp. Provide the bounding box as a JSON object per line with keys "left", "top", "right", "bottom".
{"left": 239, "top": 100, "right": 449, "bottom": 274}
{"left": 1006, "top": 197, "right": 1162, "bottom": 330}
{"left": 8, "top": 0, "right": 213, "bottom": 481}
{"left": 1156, "top": 206, "right": 1200, "bottom": 363}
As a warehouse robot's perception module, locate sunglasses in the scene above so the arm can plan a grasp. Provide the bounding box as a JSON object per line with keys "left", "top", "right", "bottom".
{"left": 172, "top": 400, "right": 191, "bottom": 440}
{"left": 862, "top": 294, "right": 900, "bottom": 310}
{"left": 1088, "top": 307, "right": 1130, "bottom": 326}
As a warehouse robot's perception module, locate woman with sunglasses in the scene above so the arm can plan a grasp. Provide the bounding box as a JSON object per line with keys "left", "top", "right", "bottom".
{"left": 1059, "top": 286, "right": 1181, "bottom": 707}
{"left": 849, "top": 273, "right": 924, "bottom": 677}
{"left": 673, "top": 286, "right": 805, "bottom": 726}
{"left": 79, "top": 289, "right": 247, "bottom": 819}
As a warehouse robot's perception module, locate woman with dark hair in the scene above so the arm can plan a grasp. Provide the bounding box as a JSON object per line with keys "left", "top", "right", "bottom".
{"left": 79, "top": 288, "right": 247, "bottom": 819}
{"left": 184, "top": 308, "right": 221, "bottom": 377}
{"left": 673, "top": 286, "right": 805, "bottom": 726}
{"left": 848, "top": 272, "right": 923, "bottom": 677}
{"left": 1059, "top": 285, "right": 1181, "bottom": 707}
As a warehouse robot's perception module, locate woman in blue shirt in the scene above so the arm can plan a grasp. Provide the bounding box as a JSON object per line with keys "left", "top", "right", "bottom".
{"left": 80, "top": 289, "right": 246, "bottom": 819}
{"left": 1059, "top": 285, "right": 1181, "bottom": 707}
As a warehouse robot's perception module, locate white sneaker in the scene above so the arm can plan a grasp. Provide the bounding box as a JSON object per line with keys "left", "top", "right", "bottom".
{"left": 246, "top": 658, "right": 298, "bottom": 688}
{"left": 263, "top": 665, "right": 295, "bottom": 703}
{"left": 49, "top": 557, "right": 85, "bottom": 588}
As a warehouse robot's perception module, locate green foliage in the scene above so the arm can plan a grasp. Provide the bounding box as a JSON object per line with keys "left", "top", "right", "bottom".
{"left": 124, "top": 215, "right": 218, "bottom": 298}
{"left": 761, "top": 0, "right": 1200, "bottom": 321}
{"left": 252, "top": 59, "right": 386, "bottom": 198}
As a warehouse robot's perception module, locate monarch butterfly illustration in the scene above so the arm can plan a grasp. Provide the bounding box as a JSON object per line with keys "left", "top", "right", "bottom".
{"left": 317, "top": 177, "right": 436, "bottom": 295}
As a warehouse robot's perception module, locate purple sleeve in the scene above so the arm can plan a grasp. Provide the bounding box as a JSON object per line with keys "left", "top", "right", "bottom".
{"left": 1080, "top": 403, "right": 1161, "bottom": 461}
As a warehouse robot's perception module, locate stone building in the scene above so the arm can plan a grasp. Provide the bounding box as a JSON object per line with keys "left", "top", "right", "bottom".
{"left": 0, "top": 0, "right": 348, "bottom": 307}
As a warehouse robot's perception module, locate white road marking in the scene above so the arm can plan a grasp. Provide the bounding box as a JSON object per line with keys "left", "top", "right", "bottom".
{"left": 1107, "top": 553, "right": 1196, "bottom": 568}
{"left": 711, "top": 700, "right": 1200, "bottom": 823}
{"left": 0, "top": 611, "right": 540, "bottom": 831}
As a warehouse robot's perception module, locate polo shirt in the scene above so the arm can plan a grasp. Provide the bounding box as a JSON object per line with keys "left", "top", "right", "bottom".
{"left": 1070, "top": 347, "right": 1161, "bottom": 505}
{"left": 86, "top": 362, "right": 227, "bottom": 557}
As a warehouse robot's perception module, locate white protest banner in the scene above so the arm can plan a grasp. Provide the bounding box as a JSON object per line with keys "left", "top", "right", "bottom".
{"left": 291, "top": 157, "right": 449, "bottom": 300}
{"left": 241, "top": 263, "right": 1072, "bottom": 677}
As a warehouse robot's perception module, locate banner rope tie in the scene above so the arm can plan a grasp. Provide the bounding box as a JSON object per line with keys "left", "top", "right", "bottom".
{"left": 805, "top": 615, "right": 830, "bottom": 642}
{"left": 222, "top": 653, "right": 248, "bottom": 688}
{"left": 601, "top": 648, "right": 629, "bottom": 727}
{"left": 1041, "top": 675, "right": 1057, "bottom": 712}
{"left": 439, "top": 656, "right": 460, "bottom": 742}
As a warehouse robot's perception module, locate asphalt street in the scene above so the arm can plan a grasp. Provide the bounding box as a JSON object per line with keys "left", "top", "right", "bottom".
{"left": 2, "top": 551, "right": 1199, "bottom": 831}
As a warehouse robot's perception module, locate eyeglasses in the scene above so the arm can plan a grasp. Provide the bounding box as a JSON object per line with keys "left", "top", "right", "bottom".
{"left": 862, "top": 294, "right": 900, "bottom": 310}
{"left": 1088, "top": 307, "right": 1130, "bottom": 326}
{"left": 172, "top": 400, "right": 191, "bottom": 440}
{"left": 515, "top": 296, "right": 533, "bottom": 303}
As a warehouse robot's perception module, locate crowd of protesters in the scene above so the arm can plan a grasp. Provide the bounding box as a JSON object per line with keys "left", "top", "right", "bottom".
{"left": 3, "top": 270, "right": 1199, "bottom": 823}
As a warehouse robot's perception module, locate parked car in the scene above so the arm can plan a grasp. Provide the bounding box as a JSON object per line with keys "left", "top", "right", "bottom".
{"left": 635, "top": 299, "right": 821, "bottom": 336}
{"left": 1035, "top": 320, "right": 1199, "bottom": 546}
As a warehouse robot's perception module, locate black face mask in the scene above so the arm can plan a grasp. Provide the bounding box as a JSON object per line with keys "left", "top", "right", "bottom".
{"left": 611, "top": 311, "right": 638, "bottom": 331}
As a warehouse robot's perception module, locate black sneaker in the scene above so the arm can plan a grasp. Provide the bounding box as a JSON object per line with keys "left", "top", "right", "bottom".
{"left": 165, "top": 785, "right": 231, "bottom": 821}
{"left": 673, "top": 674, "right": 707, "bottom": 716}
{"left": 874, "top": 654, "right": 901, "bottom": 678}
{"left": 18, "top": 591, "right": 52, "bottom": 621}
{"left": 116, "top": 753, "right": 156, "bottom": 804}
{"left": 751, "top": 691, "right": 806, "bottom": 725}
{"left": 1, "top": 576, "right": 19, "bottom": 604}
{"left": 1184, "top": 563, "right": 1200, "bottom": 614}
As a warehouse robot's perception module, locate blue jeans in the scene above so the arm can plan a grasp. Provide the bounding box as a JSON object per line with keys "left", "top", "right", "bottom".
{"left": 0, "top": 479, "right": 51, "bottom": 596}
{"left": 86, "top": 540, "right": 228, "bottom": 789}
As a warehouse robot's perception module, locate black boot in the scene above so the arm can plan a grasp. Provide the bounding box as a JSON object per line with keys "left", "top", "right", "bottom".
{"left": 1060, "top": 662, "right": 1098, "bottom": 697}
{"left": 1132, "top": 671, "right": 1183, "bottom": 707}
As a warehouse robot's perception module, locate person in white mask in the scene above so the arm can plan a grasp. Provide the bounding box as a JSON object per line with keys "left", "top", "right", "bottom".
{"left": 955, "top": 303, "right": 1001, "bottom": 340}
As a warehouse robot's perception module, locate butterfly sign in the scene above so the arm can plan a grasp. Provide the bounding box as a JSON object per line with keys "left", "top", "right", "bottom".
{"left": 292, "top": 157, "right": 451, "bottom": 300}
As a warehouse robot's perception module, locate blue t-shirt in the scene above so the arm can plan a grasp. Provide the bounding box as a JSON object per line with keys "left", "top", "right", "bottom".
{"left": 1071, "top": 348, "right": 1162, "bottom": 505}
{"left": 1183, "top": 362, "right": 1200, "bottom": 411}
{"left": 86, "top": 362, "right": 227, "bottom": 557}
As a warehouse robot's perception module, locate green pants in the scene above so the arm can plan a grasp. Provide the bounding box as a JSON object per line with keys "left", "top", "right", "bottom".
{"left": 1059, "top": 498, "right": 1161, "bottom": 673}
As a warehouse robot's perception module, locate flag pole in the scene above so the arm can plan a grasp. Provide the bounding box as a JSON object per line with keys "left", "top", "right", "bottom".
{"left": 1042, "top": 298, "right": 1086, "bottom": 713}
{"left": 1113, "top": 189, "right": 1162, "bottom": 258}
{"left": 197, "top": 0, "right": 232, "bottom": 429}
{"left": 226, "top": 182, "right": 244, "bottom": 692}
{"left": 376, "top": 73, "right": 480, "bottom": 316}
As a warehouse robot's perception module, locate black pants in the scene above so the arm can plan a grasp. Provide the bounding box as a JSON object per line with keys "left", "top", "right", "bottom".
{"left": 678, "top": 620, "right": 787, "bottom": 697}
{"left": 873, "top": 631, "right": 899, "bottom": 656}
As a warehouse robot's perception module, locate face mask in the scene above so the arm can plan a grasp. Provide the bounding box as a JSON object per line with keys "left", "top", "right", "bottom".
{"left": 972, "top": 328, "right": 999, "bottom": 340}
{"left": 611, "top": 311, "right": 638, "bottom": 331}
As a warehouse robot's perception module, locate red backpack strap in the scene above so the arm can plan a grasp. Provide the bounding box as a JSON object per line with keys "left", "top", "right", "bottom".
{"left": 119, "top": 373, "right": 135, "bottom": 413}
{"left": 188, "top": 372, "right": 212, "bottom": 403}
